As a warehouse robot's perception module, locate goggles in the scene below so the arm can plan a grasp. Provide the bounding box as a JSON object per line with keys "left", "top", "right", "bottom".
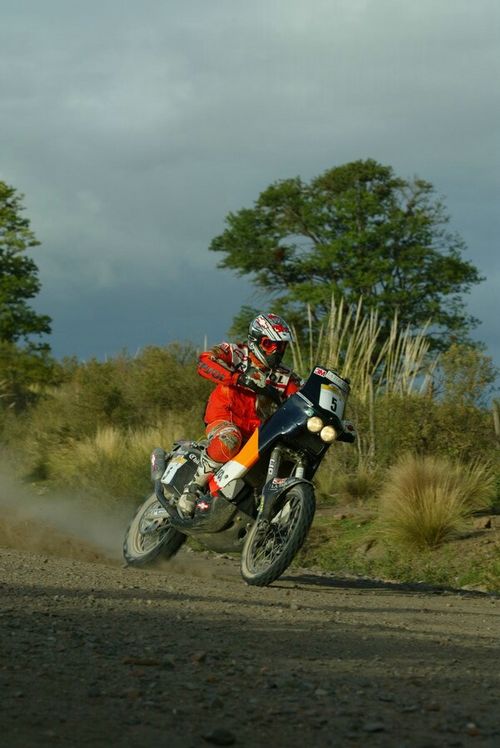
{"left": 260, "top": 337, "right": 287, "bottom": 354}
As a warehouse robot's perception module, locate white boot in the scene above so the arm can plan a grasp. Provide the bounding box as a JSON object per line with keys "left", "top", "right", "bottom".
{"left": 177, "top": 452, "right": 223, "bottom": 517}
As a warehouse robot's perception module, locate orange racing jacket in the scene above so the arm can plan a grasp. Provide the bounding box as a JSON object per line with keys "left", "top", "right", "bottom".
{"left": 198, "top": 342, "right": 301, "bottom": 440}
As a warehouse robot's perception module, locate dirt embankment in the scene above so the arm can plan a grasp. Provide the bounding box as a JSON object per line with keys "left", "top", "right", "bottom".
{"left": 0, "top": 472, "right": 499, "bottom": 747}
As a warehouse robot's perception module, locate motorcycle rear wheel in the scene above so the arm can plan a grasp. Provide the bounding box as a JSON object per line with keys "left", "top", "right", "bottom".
{"left": 240, "top": 484, "right": 315, "bottom": 586}
{"left": 123, "top": 493, "right": 186, "bottom": 567}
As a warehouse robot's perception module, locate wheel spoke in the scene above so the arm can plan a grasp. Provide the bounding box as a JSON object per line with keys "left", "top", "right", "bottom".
{"left": 131, "top": 499, "right": 170, "bottom": 555}
{"left": 247, "top": 497, "right": 302, "bottom": 572}
{"left": 124, "top": 492, "right": 186, "bottom": 566}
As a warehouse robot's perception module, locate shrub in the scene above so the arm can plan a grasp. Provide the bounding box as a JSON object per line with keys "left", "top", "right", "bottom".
{"left": 46, "top": 419, "right": 188, "bottom": 505}
{"left": 0, "top": 341, "right": 59, "bottom": 412}
{"left": 336, "top": 465, "right": 382, "bottom": 503}
{"left": 123, "top": 344, "right": 212, "bottom": 419}
{"left": 2, "top": 343, "right": 211, "bottom": 482}
{"left": 363, "top": 391, "right": 497, "bottom": 468}
{"left": 378, "top": 454, "right": 496, "bottom": 549}
{"left": 438, "top": 343, "right": 498, "bottom": 407}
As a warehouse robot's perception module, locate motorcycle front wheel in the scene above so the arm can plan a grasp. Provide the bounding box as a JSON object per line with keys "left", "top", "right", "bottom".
{"left": 240, "top": 483, "right": 315, "bottom": 587}
{"left": 123, "top": 493, "right": 186, "bottom": 567}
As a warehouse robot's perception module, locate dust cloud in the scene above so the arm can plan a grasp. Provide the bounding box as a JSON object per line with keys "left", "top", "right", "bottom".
{"left": 0, "top": 461, "right": 240, "bottom": 578}
{"left": 0, "top": 462, "right": 132, "bottom": 563}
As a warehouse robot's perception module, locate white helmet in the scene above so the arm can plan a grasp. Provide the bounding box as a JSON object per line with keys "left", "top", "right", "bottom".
{"left": 248, "top": 313, "right": 293, "bottom": 369}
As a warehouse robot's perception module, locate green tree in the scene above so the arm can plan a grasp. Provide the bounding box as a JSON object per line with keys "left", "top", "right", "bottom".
{"left": 210, "top": 159, "right": 483, "bottom": 349}
{"left": 0, "top": 180, "right": 51, "bottom": 344}
{"left": 0, "top": 181, "right": 54, "bottom": 413}
{"left": 438, "top": 343, "right": 498, "bottom": 407}
{"left": 0, "top": 341, "right": 56, "bottom": 411}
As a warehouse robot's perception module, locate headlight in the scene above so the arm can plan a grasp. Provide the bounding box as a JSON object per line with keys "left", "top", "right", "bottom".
{"left": 320, "top": 425, "right": 337, "bottom": 443}
{"left": 307, "top": 416, "right": 323, "bottom": 433}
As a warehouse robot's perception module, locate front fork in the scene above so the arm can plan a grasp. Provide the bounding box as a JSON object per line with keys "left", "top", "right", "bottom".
{"left": 258, "top": 446, "right": 312, "bottom": 522}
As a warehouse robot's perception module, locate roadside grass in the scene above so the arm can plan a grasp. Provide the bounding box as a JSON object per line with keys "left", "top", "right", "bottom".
{"left": 45, "top": 418, "right": 192, "bottom": 506}
{"left": 290, "top": 296, "right": 434, "bottom": 401}
{"left": 335, "top": 465, "right": 382, "bottom": 503}
{"left": 298, "top": 452, "right": 499, "bottom": 591}
{"left": 297, "top": 515, "right": 379, "bottom": 577}
{"left": 377, "top": 454, "right": 497, "bottom": 549}
{"left": 299, "top": 508, "right": 500, "bottom": 591}
{"left": 314, "top": 448, "right": 381, "bottom": 504}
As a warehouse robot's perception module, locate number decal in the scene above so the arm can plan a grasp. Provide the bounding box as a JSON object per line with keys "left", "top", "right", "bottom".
{"left": 319, "top": 384, "right": 345, "bottom": 418}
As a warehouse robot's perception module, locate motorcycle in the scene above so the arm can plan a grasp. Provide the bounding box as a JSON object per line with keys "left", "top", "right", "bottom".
{"left": 123, "top": 365, "right": 355, "bottom": 586}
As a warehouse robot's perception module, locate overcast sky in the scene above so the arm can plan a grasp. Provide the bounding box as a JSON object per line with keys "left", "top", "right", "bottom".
{"left": 1, "top": 0, "right": 499, "bottom": 366}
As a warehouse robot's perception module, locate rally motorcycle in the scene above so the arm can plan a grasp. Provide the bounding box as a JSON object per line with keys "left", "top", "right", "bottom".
{"left": 123, "top": 365, "right": 355, "bottom": 586}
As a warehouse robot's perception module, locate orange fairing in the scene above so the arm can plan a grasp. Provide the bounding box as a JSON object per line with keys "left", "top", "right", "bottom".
{"left": 209, "top": 429, "right": 261, "bottom": 494}
{"left": 232, "top": 429, "right": 260, "bottom": 469}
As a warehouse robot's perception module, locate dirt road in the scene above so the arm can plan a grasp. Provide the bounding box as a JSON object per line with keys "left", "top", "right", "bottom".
{"left": 1, "top": 539, "right": 499, "bottom": 748}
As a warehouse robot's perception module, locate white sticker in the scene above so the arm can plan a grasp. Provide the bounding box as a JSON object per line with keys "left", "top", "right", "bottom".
{"left": 161, "top": 455, "right": 187, "bottom": 484}
{"left": 319, "top": 383, "right": 345, "bottom": 418}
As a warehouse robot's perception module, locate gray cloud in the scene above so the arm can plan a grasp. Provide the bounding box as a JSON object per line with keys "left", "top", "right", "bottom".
{"left": 0, "top": 0, "right": 498, "bottom": 363}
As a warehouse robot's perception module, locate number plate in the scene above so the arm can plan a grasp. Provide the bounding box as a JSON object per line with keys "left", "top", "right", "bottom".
{"left": 319, "top": 383, "right": 346, "bottom": 418}
{"left": 161, "top": 455, "right": 186, "bottom": 483}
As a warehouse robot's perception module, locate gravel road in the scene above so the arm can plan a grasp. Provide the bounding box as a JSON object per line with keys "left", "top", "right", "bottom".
{"left": 1, "top": 540, "right": 499, "bottom": 748}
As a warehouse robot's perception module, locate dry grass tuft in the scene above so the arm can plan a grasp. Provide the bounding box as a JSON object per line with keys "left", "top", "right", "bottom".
{"left": 47, "top": 418, "right": 187, "bottom": 502}
{"left": 337, "top": 466, "right": 381, "bottom": 503}
{"left": 290, "top": 296, "right": 436, "bottom": 403}
{"left": 378, "top": 454, "right": 496, "bottom": 549}
{"left": 289, "top": 297, "right": 439, "bottom": 466}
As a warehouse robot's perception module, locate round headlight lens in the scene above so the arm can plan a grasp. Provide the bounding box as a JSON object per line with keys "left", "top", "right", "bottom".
{"left": 307, "top": 416, "right": 323, "bottom": 433}
{"left": 320, "top": 425, "right": 338, "bottom": 443}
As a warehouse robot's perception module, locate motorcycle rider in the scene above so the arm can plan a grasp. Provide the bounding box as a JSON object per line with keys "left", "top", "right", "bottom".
{"left": 177, "top": 312, "right": 302, "bottom": 517}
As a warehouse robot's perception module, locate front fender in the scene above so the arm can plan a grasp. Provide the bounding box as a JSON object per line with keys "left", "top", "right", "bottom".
{"left": 259, "top": 477, "right": 314, "bottom": 522}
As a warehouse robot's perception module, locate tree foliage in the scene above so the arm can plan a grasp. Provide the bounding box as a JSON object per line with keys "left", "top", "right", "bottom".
{"left": 0, "top": 341, "right": 57, "bottom": 412}
{"left": 0, "top": 180, "right": 54, "bottom": 411}
{"left": 0, "top": 180, "right": 51, "bottom": 345}
{"left": 437, "top": 343, "right": 498, "bottom": 407}
{"left": 210, "top": 159, "right": 483, "bottom": 349}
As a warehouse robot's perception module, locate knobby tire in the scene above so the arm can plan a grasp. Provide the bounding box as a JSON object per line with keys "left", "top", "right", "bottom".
{"left": 123, "top": 492, "right": 186, "bottom": 567}
{"left": 240, "top": 484, "right": 315, "bottom": 587}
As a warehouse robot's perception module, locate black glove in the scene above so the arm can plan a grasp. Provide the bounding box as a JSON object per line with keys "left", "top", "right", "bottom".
{"left": 237, "top": 366, "right": 268, "bottom": 392}
{"left": 238, "top": 368, "right": 284, "bottom": 407}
